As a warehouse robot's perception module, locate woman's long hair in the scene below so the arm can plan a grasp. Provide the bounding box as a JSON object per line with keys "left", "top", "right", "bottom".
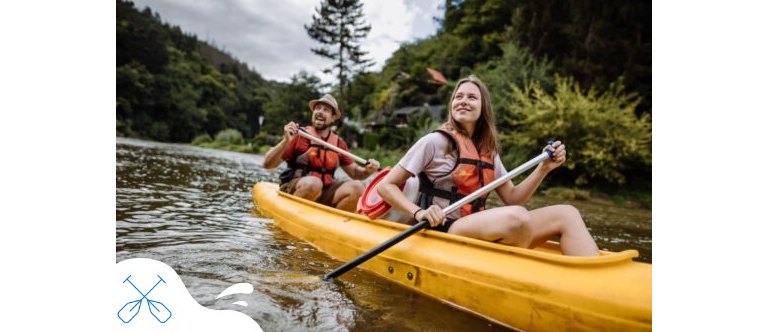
{"left": 444, "top": 75, "right": 499, "bottom": 156}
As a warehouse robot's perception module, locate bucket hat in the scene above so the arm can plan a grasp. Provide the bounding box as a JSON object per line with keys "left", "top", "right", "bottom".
{"left": 308, "top": 94, "right": 342, "bottom": 118}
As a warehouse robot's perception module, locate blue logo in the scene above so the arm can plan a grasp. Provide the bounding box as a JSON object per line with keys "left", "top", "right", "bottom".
{"left": 117, "top": 275, "right": 173, "bottom": 323}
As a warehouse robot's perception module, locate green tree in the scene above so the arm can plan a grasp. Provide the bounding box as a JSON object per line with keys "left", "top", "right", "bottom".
{"left": 345, "top": 72, "right": 378, "bottom": 119}
{"left": 305, "top": 0, "right": 373, "bottom": 109}
{"left": 506, "top": 0, "right": 651, "bottom": 114}
{"left": 117, "top": 0, "right": 274, "bottom": 142}
{"left": 475, "top": 40, "right": 555, "bottom": 120}
{"left": 261, "top": 71, "right": 322, "bottom": 135}
{"left": 116, "top": 60, "right": 156, "bottom": 135}
{"left": 442, "top": 0, "right": 512, "bottom": 67}
{"left": 117, "top": 0, "right": 169, "bottom": 73}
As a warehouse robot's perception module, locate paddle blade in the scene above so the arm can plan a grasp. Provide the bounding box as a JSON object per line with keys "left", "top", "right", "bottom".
{"left": 117, "top": 299, "right": 142, "bottom": 323}
{"left": 147, "top": 299, "right": 172, "bottom": 323}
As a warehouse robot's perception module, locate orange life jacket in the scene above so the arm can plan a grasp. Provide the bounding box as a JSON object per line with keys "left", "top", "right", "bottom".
{"left": 286, "top": 126, "right": 340, "bottom": 187}
{"left": 417, "top": 128, "right": 496, "bottom": 219}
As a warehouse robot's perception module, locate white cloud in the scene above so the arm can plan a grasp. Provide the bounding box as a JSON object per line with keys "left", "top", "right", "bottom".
{"left": 363, "top": 1, "right": 414, "bottom": 70}
{"left": 127, "top": 0, "right": 442, "bottom": 84}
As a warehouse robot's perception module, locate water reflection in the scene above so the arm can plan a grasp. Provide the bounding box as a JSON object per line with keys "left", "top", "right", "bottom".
{"left": 116, "top": 137, "right": 651, "bottom": 331}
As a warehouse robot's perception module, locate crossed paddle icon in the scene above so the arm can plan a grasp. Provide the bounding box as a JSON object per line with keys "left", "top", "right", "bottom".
{"left": 117, "top": 275, "right": 172, "bottom": 323}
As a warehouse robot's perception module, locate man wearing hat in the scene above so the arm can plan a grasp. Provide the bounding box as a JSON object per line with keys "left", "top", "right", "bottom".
{"left": 263, "top": 94, "right": 380, "bottom": 212}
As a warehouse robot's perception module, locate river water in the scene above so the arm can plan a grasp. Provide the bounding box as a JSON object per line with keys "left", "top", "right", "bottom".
{"left": 116, "top": 137, "right": 651, "bottom": 331}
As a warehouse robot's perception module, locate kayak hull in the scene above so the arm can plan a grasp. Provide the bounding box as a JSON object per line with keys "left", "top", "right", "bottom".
{"left": 253, "top": 182, "right": 651, "bottom": 331}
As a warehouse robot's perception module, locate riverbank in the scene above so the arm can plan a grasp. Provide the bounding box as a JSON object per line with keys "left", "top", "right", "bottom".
{"left": 190, "top": 142, "right": 651, "bottom": 210}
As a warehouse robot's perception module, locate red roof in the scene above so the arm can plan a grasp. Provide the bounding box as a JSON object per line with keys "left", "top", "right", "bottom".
{"left": 426, "top": 67, "right": 448, "bottom": 85}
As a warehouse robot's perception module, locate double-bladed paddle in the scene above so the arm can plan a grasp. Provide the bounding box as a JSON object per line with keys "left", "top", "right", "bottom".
{"left": 323, "top": 146, "right": 555, "bottom": 280}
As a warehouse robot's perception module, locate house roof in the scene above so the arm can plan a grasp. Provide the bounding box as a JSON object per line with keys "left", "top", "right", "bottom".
{"left": 392, "top": 104, "right": 445, "bottom": 120}
{"left": 426, "top": 68, "right": 448, "bottom": 85}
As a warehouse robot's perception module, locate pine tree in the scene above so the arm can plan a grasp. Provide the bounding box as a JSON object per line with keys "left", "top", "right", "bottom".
{"left": 305, "top": 0, "right": 373, "bottom": 112}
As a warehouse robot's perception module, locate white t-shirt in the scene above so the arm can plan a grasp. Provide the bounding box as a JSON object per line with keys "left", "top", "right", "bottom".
{"left": 398, "top": 132, "right": 507, "bottom": 181}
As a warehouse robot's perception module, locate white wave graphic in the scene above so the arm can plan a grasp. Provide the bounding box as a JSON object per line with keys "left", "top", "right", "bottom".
{"left": 116, "top": 258, "right": 263, "bottom": 331}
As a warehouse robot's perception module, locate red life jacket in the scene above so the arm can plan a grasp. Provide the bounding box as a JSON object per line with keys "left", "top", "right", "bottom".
{"left": 286, "top": 126, "right": 340, "bottom": 187}
{"left": 417, "top": 128, "right": 496, "bottom": 219}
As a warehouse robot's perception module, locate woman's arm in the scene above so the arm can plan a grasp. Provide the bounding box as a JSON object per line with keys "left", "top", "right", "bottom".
{"left": 378, "top": 165, "right": 446, "bottom": 226}
{"left": 496, "top": 141, "right": 567, "bottom": 205}
{"left": 495, "top": 165, "right": 549, "bottom": 205}
{"left": 377, "top": 165, "right": 421, "bottom": 217}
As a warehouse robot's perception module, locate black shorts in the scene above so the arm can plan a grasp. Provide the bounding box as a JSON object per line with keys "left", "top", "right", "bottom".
{"left": 427, "top": 218, "right": 457, "bottom": 233}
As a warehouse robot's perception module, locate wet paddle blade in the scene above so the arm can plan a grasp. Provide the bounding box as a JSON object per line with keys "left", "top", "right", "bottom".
{"left": 117, "top": 299, "right": 142, "bottom": 323}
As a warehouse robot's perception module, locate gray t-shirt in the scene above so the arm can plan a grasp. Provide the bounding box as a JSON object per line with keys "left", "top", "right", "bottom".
{"left": 398, "top": 132, "right": 507, "bottom": 182}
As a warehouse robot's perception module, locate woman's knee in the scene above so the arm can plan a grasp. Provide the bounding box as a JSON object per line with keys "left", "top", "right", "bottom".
{"left": 499, "top": 206, "right": 533, "bottom": 236}
{"left": 557, "top": 204, "right": 581, "bottom": 217}
{"left": 502, "top": 206, "right": 531, "bottom": 224}
{"left": 553, "top": 204, "right": 585, "bottom": 226}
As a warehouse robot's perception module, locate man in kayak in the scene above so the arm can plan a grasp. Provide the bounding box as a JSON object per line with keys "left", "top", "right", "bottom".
{"left": 263, "top": 94, "right": 380, "bottom": 212}
{"left": 376, "top": 75, "right": 599, "bottom": 256}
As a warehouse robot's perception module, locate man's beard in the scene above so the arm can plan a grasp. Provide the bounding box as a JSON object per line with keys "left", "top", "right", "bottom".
{"left": 313, "top": 119, "right": 332, "bottom": 131}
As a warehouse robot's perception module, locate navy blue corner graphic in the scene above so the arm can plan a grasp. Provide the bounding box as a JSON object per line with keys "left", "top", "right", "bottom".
{"left": 118, "top": 275, "right": 173, "bottom": 323}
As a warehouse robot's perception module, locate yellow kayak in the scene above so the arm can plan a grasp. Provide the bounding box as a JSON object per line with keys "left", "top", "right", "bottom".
{"left": 252, "top": 182, "right": 651, "bottom": 331}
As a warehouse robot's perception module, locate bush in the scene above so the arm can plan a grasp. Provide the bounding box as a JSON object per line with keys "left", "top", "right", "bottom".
{"left": 214, "top": 128, "right": 244, "bottom": 145}
{"left": 500, "top": 76, "right": 651, "bottom": 185}
{"left": 361, "top": 131, "right": 381, "bottom": 150}
{"left": 148, "top": 122, "right": 170, "bottom": 141}
{"left": 257, "top": 145, "right": 272, "bottom": 154}
{"left": 191, "top": 133, "right": 213, "bottom": 145}
{"left": 475, "top": 40, "right": 555, "bottom": 116}
{"left": 349, "top": 147, "right": 405, "bottom": 168}
{"left": 252, "top": 132, "right": 268, "bottom": 146}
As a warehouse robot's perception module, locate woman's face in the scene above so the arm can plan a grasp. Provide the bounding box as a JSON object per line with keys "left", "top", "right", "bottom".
{"left": 451, "top": 82, "right": 482, "bottom": 127}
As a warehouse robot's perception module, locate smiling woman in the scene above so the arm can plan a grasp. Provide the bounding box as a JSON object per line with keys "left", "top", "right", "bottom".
{"left": 377, "top": 75, "right": 600, "bottom": 256}
{"left": 450, "top": 82, "right": 483, "bottom": 132}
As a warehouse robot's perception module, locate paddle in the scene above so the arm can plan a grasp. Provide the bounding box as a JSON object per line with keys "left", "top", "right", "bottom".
{"left": 118, "top": 275, "right": 172, "bottom": 323}
{"left": 323, "top": 145, "right": 556, "bottom": 280}
{"left": 297, "top": 127, "right": 373, "bottom": 166}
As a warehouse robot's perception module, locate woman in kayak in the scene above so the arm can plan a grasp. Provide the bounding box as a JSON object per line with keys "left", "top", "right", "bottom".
{"left": 377, "top": 75, "right": 599, "bottom": 256}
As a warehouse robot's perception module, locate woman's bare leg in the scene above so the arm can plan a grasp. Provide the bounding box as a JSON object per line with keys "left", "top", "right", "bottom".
{"left": 447, "top": 206, "right": 534, "bottom": 248}
{"left": 447, "top": 204, "right": 599, "bottom": 256}
{"left": 528, "top": 205, "right": 599, "bottom": 256}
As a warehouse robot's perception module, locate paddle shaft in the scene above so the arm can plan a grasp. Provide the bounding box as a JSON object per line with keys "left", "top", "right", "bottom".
{"left": 297, "top": 128, "right": 368, "bottom": 165}
{"left": 323, "top": 150, "right": 553, "bottom": 280}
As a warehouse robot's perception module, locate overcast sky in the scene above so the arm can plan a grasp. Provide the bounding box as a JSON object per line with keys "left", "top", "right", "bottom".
{"left": 129, "top": 0, "right": 444, "bottom": 84}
